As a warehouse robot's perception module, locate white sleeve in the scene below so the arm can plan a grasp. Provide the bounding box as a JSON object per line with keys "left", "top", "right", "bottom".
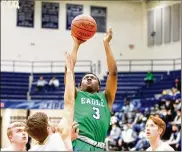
{"left": 51, "top": 133, "right": 67, "bottom": 151}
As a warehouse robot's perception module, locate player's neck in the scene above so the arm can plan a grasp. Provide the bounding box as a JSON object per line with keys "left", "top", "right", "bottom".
{"left": 12, "top": 143, "right": 26, "bottom": 151}
{"left": 150, "top": 136, "right": 162, "bottom": 151}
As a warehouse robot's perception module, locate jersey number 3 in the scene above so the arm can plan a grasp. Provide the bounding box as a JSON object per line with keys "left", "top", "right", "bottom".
{"left": 92, "top": 107, "right": 100, "bottom": 120}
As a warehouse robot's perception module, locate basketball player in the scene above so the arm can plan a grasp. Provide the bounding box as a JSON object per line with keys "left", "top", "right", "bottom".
{"left": 65, "top": 28, "right": 117, "bottom": 151}
{"left": 145, "top": 115, "right": 174, "bottom": 151}
{"left": 26, "top": 52, "right": 75, "bottom": 151}
{"left": 1, "top": 121, "right": 28, "bottom": 151}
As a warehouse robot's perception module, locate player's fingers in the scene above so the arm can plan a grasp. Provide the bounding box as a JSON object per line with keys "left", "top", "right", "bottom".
{"left": 73, "top": 121, "right": 78, "bottom": 125}
{"left": 76, "top": 128, "right": 79, "bottom": 134}
{"left": 73, "top": 124, "right": 79, "bottom": 129}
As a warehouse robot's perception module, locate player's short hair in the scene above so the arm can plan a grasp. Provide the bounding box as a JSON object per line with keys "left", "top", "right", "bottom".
{"left": 7, "top": 121, "right": 26, "bottom": 138}
{"left": 25, "top": 112, "right": 49, "bottom": 142}
{"left": 147, "top": 115, "right": 166, "bottom": 137}
{"left": 79, "top": 73, "right": 101, "bottom": 87}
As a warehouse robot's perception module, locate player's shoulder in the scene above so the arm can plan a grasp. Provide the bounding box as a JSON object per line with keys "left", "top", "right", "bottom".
{"left": 28, "top": 145, "right": 40, "bottom": 151}
{"left": 146, "top": 146, "right": 152, "bottom": 151}
{"left": 1, "top": 147, "right": 13, "bottom": 151}
{"left": 162, "top": 142, "right": 175, "bottom": 151}
{"left": 50, "top": 132, "right": 62, "bottom": 140}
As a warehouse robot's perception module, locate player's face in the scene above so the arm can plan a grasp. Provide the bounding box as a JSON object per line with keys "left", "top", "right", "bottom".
{"left": 10, "top": 126, "right": 28, "bottom": 144}
{"left": 145, "top": 119, "right": 161, "bottom": 139}
{"left": 81, "top": 74, "right": 99, "bottom": 92}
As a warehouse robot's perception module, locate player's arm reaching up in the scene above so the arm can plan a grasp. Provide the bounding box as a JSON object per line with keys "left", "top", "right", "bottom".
{"left": 64, "top": 36, "right": 85, "bottom": 96}
{"left": 103, "top": 28, "right": 118, "bottom": 110}
{"left": 57, "top": 52, "right": 75, "bottom": 151}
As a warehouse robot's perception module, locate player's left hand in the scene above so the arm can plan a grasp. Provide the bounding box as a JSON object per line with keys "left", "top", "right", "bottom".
{"left": 103, "top": 27, "right": 112, "bottom": 43}
{"left": 71, "top": 121, "right": 79, "bottom": 141}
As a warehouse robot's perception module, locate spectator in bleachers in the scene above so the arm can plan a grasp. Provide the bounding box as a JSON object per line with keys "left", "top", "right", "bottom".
{"left": 120, "top": 98, "right": 135, "bottom": 123}
{"left": 172, "top": 87, "right": 181, "bottom": 100}
{"left": 36, "top": 76, "right": 48, "bottom": 92}
{"left": 166, "top": 123, "right": 181, "bottom": 151}
{"left": 132, "top": 109, "right": 146, "bottom": 133}
{"left": 105, "top": 116, "right": 121, "bottom": 151}
{"left": 175, "top": 99, "right": 181, "bottom": 111}
{"left": 172, "top": 108, "right": 181, "bottom": 125}
{"left": 118, "top": 121, "right": 137, "bottom": 151}
{"left": 144, "top": 71, "right": 155, "bottom": 87}
{"left": 130, "top": 128, "right": 150, "bottom": 151}
{"left": 174, "top": 78, "right": 181, "bottom": 92}
{"left": 49, "top": 76, "right": 59, "bottom": 91}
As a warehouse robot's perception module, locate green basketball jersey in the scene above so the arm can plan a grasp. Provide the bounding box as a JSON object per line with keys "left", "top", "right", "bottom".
{"left": 74, "top": 90, "right": 111, "bottom": 142}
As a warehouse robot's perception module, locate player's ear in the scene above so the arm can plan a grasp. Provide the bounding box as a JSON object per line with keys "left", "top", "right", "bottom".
{"left": 8, "top": 135, "right": 13, "bottom": 143}
{"left": 78, "top": 82, "right": 82, "bottom": 90}
{"left": 97, "top": 85, "right": 100, "bottom": 92}
{"left": 158, "top": 128, "right": 163, "bottom": 135}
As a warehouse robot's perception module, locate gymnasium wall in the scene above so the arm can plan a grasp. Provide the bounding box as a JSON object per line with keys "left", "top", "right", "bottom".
{"left": 1, "top": 1, "right": 143, "bottom": 74}
{"left": 142, "top": 1, "right": 181, "bottom": 59}
{"left": 1, "top": 1, "right": 181, "bottom": 75}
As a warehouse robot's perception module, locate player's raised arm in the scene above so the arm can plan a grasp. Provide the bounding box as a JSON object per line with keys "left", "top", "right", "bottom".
{"left": 64, "top": 36, "right": 86, "bottom": 97}
{"left": 103, "top": 28, "right": 118, "bottom": 110}
{"left": 57, "top": 52, "right": 75, "bottom": 151}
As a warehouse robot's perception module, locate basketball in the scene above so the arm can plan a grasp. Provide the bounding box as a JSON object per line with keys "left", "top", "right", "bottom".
{"left": 71, "top": 14, "right": 97, "bottom": 41}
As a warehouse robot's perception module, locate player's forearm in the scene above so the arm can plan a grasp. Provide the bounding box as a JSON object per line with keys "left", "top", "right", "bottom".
{"left": 63, "top": 138, "right": 73, "bottom": 151}
{"left": 71, "top": 44, "right": 80, "bottom": 67}
{"left": 104, "top": 42, "right": 117, "bottom": 74}
{"left": 64, "top": 71, "right": 75, "bottom": 104}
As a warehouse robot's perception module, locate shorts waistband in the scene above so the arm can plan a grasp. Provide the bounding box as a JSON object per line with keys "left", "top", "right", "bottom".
{"left": 77, "top": 135, "right": 105, "bottom": 149}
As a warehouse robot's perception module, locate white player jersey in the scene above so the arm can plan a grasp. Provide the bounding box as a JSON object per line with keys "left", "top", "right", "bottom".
{"left": 29, "top": 133, "right": 67, "bottom": 151}
{"left": 146, "top": 142, "right": 174, "bottom": 151}
{"left": 1, "top": 147, "right": 13, "bottom": 151}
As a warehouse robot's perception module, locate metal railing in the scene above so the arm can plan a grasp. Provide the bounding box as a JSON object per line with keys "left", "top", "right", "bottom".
{"left": 116, "top": 58, "right": 181, "bottom": 71}
{"left": 1, "top": 60, "right": 93, "bottom": 73}
{"left": 1, "top": 58, "right": 181, "bottom": 73}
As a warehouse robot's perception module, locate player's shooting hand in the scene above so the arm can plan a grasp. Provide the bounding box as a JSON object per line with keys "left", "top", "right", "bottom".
{"left": 103, "top": 27, "right": 112, "bottom": 43}
{"left": 71, "top": 121, "right": 79, "bottom": 141}
{"left": 71, "top": 34, "right": 86, "bottom": 46}
{"left": 65, "top": 52, "right": 73, "bottom": 72}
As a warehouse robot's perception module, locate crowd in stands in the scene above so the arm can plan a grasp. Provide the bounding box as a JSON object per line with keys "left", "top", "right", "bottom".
{"left": 36, "top": 76, "right": 60, "bottom": 92}
{"left": 105, "top": 78, "right": 181, "bottom": 151}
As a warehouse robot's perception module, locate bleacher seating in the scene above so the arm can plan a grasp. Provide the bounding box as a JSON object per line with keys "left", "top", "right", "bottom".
{"left": 137, "top": 70, "right": 181, "bottom": 98}
{"left": 101, "top": 71, "right": 168, "bottom": 101}
{"left": 30, "top": 72, "right": 86, "bottom": 100}
{"left": 1, "top": 70, "right": 181, "bottom": 111}
{"left": 0, "top": 72, "right": 30, "bottom": 100}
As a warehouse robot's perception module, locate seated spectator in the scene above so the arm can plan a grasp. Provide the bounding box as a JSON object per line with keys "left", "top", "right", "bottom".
{"left": 172, "top": 109, "right": 181, "bottom": 125}
{"left": 171, "top": 87, "right": 181, "bottom": 100}
{"left": 166, "top": 123, "right": 181, "bottom": 151}
{"left": 121, "top": 98, "right": 135, "bottom": 123}
{"left": 49, "top": 76, "right": 59, "bottom": 91}
{"left": 37, "top": 76, "right": 48, "bottom": 92}
{"left": 130, "top": 128, "right": 150, "bottom": 151}
{"left": 118, "top": 122, "right": 137, "bottom": 151}
{"left": 105, "top": 116, "right": 121, "bottom": 151}
{"left": 175, "top": 99, "right": 181, "bottom": 110}
{"left": 174, "top": 78, "right": 181, "bottom": 92}
{"left": 144, "top": 71, "right": 155, "bottom": 87}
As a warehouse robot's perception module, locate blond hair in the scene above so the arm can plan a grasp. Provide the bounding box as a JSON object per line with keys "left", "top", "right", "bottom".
{"left": 7, "top": 121, "right": 26, "bottom": 138}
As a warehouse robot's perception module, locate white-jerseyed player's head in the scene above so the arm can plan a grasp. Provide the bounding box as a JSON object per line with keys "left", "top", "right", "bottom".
{"left": 7, "top": 121, "right": 28, "bottom": 144}
{"left": 145, "top": 115, "right": 166, "bottom": 140}
{"left": 25, "top": 112, "right": 53, "bottom": 143}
